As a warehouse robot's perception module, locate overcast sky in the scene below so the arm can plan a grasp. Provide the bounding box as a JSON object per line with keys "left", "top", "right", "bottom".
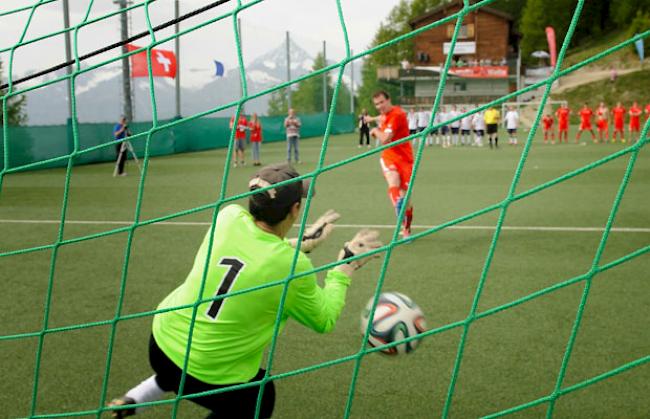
{"left": 0, "top": 0, "right": 401, "bottom": 88}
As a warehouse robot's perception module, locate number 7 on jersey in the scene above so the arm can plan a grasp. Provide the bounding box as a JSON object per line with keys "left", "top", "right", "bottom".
{"left": 206, "top": 257, "right": 245, "bottom": 320}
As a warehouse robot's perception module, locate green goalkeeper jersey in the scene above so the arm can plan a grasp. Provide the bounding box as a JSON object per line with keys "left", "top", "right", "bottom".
{"left": 152, "top": 204, "right": 351, "bottom": 385}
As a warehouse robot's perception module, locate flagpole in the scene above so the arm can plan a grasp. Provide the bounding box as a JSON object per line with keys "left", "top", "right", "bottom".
{"left": 117, "top": 0, "right": 133, "bottom": 122}
{"left": 62, "top": 0, "right": 73, "bottom": 121}
{"left": 174, "top": 0, "right": 181, "bottom": 118}
{"left": 238, "top": 17, "right": 244, "bottom": 115}
{"left": 286, "top": 31, "right": 292, "bottom": 110}
{"left": 350, "top": 49, "right": 354, "bottom": 114}
{"left": 322, "top": 40, "right": 327, "bottom": 113}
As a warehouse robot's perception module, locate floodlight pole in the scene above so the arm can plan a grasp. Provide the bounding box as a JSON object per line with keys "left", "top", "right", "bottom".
{"left": 62, "top": 0, "right": 73, "bottom": 120}
{"left": 118, "top": 0, "right": 133, "bottom": 123}
{"left": 322, "top": 40, "right": 327, "bottom": 113}
{"left": 286, "top": 31, "right": 292, "bottom": 110}
{"left": 174, "top": 0, "right": 181, "bottom": 118}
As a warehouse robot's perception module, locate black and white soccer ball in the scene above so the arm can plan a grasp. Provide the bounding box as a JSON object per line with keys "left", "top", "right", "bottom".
{"left": 360, "top": 292, "right": 427, "bottom": 355}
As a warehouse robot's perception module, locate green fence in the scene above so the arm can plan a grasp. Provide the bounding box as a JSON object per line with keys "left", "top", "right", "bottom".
{"left": 0, "top": 113, "right": 355, "bottom": 171}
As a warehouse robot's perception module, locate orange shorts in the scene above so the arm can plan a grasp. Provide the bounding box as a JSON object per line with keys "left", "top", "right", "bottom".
{"left": 380, "top": 157, "right": 413, "bottom": 191}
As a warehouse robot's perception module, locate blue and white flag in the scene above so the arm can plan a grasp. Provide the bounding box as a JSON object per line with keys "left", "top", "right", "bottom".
{"left": 214, "top": 60, "right": 225, "bottom": 77}
{"left": 634, "top": 35, "right": 644, "bottom": 62}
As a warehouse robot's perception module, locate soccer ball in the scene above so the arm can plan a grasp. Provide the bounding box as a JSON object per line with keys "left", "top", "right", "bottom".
{"left": 360, "top": 292, "right": 427, "bottom": 355}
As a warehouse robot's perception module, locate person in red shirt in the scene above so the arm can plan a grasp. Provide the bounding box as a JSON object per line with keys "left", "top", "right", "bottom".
{"left": 628, "top": 101, "right": 642, "bottom": 144}
{"left": 611, "top": 102, "right": 626, "bottom": 143}
{"left": 229, "top": 113, "right": 249, "bottom": 167}
{"left": 367, "top": 90, "right": 415, "bottom": 239}
{"left": 595, "top": 102, "right": 609, "bottom": 143}
{"left": 576, "top": 103, "right": 595, "bottom": 143}
{"left": 645, "top": 103, "right": 650, "bottom": 121}
{"left": 542, "top": 113, "right": 555, "bottom": 144}
{"left": 555, "top": 104, "right": 570, "bottom": 144}
{"left": 248, "top": 113, "right": 263, "bottom": 166}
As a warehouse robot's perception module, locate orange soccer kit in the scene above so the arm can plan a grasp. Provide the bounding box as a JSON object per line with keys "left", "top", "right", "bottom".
{"left": 379, "top": 106, "right": 415, "bottom": 231}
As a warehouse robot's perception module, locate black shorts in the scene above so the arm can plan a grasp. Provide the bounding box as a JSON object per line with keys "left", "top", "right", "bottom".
{"left": 149, "top": 335, "right": 275, "bottom": 418}
{"left": 475, "top": 129, "right": 485, "bottom": 136}
{"left": 461, "top": 129, "right": 471, "bottom": 135}
{"left": 487, "top": 124, "right": 498, "bottom": 134}
{"left": 417, "top": 127, "right": 426, "bottom": 133}
{"left": 441, "top": 126, "right": 450, "bottom": 135}
{"left": 409, "top": 129, "right": 417, "bottom": 135}
{"left": 451, "top": 127, "right": 460, "bottom": 134}
{"left": 235, "top": 139, "right": 246, "bottom": 151}
{"left": 432, "top": 128, "right": 439, "bottom": 134}
{"left": 507, "top": 128, "right": 517, "bottom": 135}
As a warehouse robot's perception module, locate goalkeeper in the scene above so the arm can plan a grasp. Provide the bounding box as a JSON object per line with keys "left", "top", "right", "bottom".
{"left": 108, "top": 163, "right": 382, "bottom": 419}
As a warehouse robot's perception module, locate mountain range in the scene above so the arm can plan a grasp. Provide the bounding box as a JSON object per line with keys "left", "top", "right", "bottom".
{"left": 22, "top": 40, "right": 358, "bottom": 125}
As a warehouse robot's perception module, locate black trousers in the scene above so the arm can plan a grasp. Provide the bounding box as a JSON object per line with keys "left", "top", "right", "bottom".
{"left": 115, "top": 143, "right": 127, "bottom": 174}
{"left": 149, "top": 335, "right": 276, "bottom": 418}
{"left": 359, "top": 127, "right": 370, "bottom": 145}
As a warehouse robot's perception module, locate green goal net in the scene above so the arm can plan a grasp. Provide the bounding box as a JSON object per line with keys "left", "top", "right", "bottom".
{"left": 1, "top": 0, "right": 648, "bottom": 418}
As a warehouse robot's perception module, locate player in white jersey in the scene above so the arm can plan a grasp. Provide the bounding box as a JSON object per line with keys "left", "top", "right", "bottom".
{"left": 448, "top": 105, "right": 461, "bottom": 146}
{"left": 460, "top": 107, "right": 473, "bottom": 146}
{"left": 472, "top": 106, "right": 486, "bottom": 147}
{"left": 407, "top": 108, "right": 418, "bottom": 137}
{"left": 415, "top": 107, "right": 429, "bottom": 147}
{"left": 439, "top": 106, "right": 451, "bottom": 148}
{"left": 504, "top": 106, "right": 519, "bottom": 145}
{"left": 430, "top": 111, "right": 441, "bottom": 146}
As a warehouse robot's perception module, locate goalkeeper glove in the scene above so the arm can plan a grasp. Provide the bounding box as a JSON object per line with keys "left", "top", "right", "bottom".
{"left": 334, "top": 229, "right": 383, "bottom": 277}
{"left": 288, "top": 209, "right": 340, "bottom": 253}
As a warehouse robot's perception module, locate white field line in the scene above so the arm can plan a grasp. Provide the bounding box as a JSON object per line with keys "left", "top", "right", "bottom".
{"left": 0, "top": 219, "right": 649, "bottom": 233}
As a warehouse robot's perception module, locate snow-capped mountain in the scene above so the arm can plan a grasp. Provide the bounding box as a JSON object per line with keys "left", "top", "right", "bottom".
{"left": 21, "top": 40, "right": 355, "bottom": 125}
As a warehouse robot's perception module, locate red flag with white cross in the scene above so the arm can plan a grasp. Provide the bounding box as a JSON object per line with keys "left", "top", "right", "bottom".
{"left": 127, "top": 44, "right": 177, "bottom": 78}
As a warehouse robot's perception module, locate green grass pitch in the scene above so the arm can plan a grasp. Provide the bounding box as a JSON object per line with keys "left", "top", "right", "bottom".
{"left": 1, "top": 127, "right": 648, "bottom": 418}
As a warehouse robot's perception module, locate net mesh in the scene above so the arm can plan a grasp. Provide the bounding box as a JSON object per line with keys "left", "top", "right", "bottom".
{"left": 1, "top": 0, "right": 649, "bottom": 417}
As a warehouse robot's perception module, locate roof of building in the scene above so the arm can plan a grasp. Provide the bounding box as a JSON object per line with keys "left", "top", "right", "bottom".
{"left": 410, "top": 0, "right": 514, "bottom": 27}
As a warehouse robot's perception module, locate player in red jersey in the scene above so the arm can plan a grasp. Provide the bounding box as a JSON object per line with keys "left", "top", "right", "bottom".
{"left": 367, "top": 90, "right": 415, "bottom": 239}
{"left": 595, "top": 102, "right": 609, "bottom": 143}
{"left": 576, "top": 103, "right": 595, "bottom": 143}
{"left": 628, "top": 101, "right": 642, "bottom": 144}
{"left": 542, "top": 113, "right": 555, "bottom": 144}
{"left": 555, "top": 104, "right": 570, "bottom": 143}
{"left": 645, "top": 103, "right": 650, "bottom": 121}
{"left": 611, "top": 102, "right": 626, "bottom": 143}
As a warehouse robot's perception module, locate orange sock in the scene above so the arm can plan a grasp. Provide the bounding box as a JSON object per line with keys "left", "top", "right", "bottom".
{"left": 388, "top": 186, "right": 401, "bottom": 207}
{"left": 404, "top": 207, "right": 413, "bottom": 231}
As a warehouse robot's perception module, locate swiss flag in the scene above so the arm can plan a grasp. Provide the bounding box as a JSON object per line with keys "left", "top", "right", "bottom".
{"left": 127, "top": 44, "right": 177, "bottom": 78}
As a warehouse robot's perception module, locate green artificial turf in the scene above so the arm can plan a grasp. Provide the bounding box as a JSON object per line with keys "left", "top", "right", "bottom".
{"left": 1, "top": 129, "right": 648, "bottom": 418}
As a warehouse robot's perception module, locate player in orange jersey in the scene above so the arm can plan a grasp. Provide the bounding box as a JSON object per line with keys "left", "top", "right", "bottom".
{"left": 367, "top": 90, "right": 415, "bottom": 240}
{"left": 576, "top": 103, "right": 595, "bottom": 143}
{"left": 555, "top": 104, "right": 570, "bottom": 143}
{"left": 628, "top": 101, "right": 642, "bottom": 144}
{"left": 542, "top": 113, "right": 555, "bottom": 144}
{"left": 612, "top": 102, "right": 626, "bottom": 143}
{"left": 595, "top": 102, "right": 609, "bottom": 143}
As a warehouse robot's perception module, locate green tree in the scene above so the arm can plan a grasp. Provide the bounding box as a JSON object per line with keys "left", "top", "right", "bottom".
{"left": 290, "top": 52, "right": 352, "bottom": 115}
{"left": 267, "top": 88, "right": 288, "bottom": 116}
{"left": 0, "top": 59, "right": 27, "bottom": 126}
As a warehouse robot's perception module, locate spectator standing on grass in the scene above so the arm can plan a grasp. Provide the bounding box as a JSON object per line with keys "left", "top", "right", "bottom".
{"left": 249, "top": 113, "right": 263, "bottom": 166}
{"left": 358, "top": 109, "right": 370, "bottom": 148}
{"left": 230, "top": 113, "right": 248, "bottom": 167}
{"left": 113, "top": 116, "right": 130, "bottom": 177}
{"left": 284, "top": 108, "right": 302, "bottom": 164}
